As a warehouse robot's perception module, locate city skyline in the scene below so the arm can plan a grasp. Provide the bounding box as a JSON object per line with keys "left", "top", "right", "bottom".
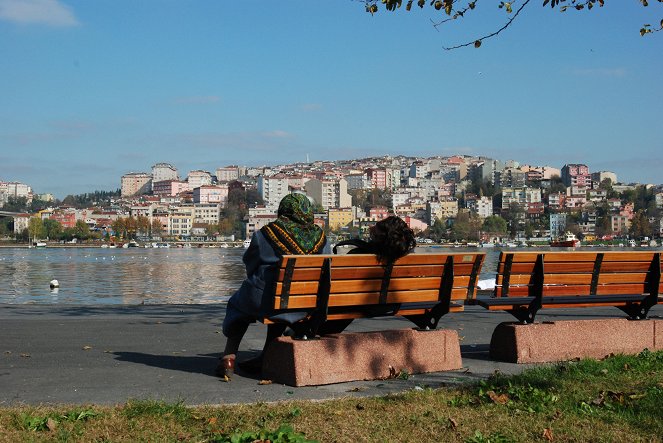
{"left": 1, "top": 1, "right": 661, "bottom": 198}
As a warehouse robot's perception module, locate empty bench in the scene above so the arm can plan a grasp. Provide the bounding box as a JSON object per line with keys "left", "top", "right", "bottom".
{"left": 475, "top": 251, "right": 661, "bottom": 323}
{"left": 260, "top": 252, "right": 485, "bottom": 386}
{"left": 475, "top": 251, "right": 663, "bottom": 363}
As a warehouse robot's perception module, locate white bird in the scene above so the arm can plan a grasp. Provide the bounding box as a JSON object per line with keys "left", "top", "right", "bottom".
{"left": 49, "top": 279, "right": 60, "bottom": 288}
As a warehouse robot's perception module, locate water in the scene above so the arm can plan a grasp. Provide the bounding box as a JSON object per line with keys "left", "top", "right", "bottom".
{"left": 0, "top": 247, "right": 248, "bottom": 305}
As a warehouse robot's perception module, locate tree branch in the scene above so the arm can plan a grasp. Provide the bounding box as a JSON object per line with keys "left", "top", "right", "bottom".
{"left": 443, "top": 0, "right": 532, "bottom": 50}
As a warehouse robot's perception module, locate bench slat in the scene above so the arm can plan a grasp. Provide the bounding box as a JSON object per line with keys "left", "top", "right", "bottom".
{"left": 278, "top": 253, "right": 482, "bottom": 268}
{"left": 275, "top": 275, "right": 475, "bottom": 296}
{"left": 277, "top": 263, "right": 480, "bottom": 281}
{"left": 499, "top": 261, "right": 656, "bottom": 274}
{"left": 272, "top": 289, "right": 472, "bottom": 309}
{"left": 496, "top": 272, "right": 651, "bottom": 286}
{"left": 502, "top": 251, "right": 660, "bottom": 263}
{"left": 495, "top": 283, "right": 651, "bottom": 297}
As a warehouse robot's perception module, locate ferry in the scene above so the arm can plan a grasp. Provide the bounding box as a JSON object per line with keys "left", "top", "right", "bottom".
{"left": 550, "top": 231, "right": 580, "bottom": 248}
{"left": 243, "top": 238, "right": 252, "bottom": 248}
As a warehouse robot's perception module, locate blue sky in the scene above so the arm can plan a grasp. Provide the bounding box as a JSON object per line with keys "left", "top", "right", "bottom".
{"left": 1, "top": 0, "right": 661, "bottom": 198}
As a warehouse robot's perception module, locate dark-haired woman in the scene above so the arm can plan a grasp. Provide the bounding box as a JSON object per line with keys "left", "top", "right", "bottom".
{"left": 217, "top": 193, "right": 328, "bottom": 378}
{"left": 325, "top": 216, "right": 417, "bottom": 334}
{"left": 333, "top": 215, "right": 416, "bottom": 263}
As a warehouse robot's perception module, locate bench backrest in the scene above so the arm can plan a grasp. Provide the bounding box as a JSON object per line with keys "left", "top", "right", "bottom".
{"left": 493, "top": 251, "right": 662, "bottom": 299}
{"left": 270, "top": 252, "right": 485, "bottom": 316}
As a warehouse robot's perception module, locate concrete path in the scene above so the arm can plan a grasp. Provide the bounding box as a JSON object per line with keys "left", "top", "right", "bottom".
{"left": 1, "top": 304, "right": 661, "bottom": 406}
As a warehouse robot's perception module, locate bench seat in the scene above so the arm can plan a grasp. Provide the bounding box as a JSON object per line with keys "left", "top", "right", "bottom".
{"left": 475, "top": 251, "right": 661, "bottom": 323}
{"left": 263, "top": 252, "right": 485, "bottom": 338}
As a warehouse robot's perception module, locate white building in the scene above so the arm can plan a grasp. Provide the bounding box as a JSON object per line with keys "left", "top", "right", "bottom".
{"left": 467, "top": 196, "right": 493, "bottom": 219}
{"left": 246, "top": 214, "right": 277, "bottom": 239}
{"left": 193, "top": 185, "right": 229, "bottom": 206}
{"left": 258, "top": 174, "right": 291, "bottom": 210}
{"left": 304, "top": 178, "right": 352, "bottom": 210}
{"left": 187, "top": 170, "right": 214, "bottom": 189}
{"left": 151, "top": 163, "right": 179, "bottom": 185}
{"left": 344, "top": 173, "right": 370, "bottom": 190}
{"left": 216, "top": 166, "right": 240, "bottom": 182}
{"left": 0, "top": 182, "right": 33, "bottom": 205}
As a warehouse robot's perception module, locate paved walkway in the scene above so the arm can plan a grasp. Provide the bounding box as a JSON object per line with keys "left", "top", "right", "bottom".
{"left": 1, "top": 304, "right": 661, "bottom": 406}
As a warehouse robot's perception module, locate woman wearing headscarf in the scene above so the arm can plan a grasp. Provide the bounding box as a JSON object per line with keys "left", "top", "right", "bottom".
{"left": 217, "top": 193, "right": 327, "bottom": 378}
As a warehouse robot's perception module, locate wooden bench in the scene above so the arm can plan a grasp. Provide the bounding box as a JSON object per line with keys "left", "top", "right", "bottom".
{"left": 262, "top": 252, "right": 485, "bottom": 339}
{"left": 475, "top": 251, "right": 661, "bottom": 323}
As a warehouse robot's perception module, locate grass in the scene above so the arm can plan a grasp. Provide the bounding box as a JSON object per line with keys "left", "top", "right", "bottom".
{"left": 1, "top": 350, "right": 662, "bottom": 442}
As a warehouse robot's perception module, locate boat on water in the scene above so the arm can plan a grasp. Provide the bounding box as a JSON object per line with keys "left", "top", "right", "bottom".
{"left": 152, "top": 242, "right": 170, "bottom": 248}
{"left": 243, "top": 238, "right": 252, "bottom": 248}
{"left": 550, "top": 231, "right": 580, "bottom": 248}
{"left": 33, "top": 241, "right": 47, "bottom": 248}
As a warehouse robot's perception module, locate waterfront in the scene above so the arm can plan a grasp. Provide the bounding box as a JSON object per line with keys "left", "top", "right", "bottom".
{"left": 0, "top": 247, "right": 248, "bottom": 305}
{"left": 1, "top": 246, "right": 659, "bottom": 305}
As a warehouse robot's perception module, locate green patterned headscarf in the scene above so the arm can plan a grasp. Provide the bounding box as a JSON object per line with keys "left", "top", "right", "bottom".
{"left": 261, "top": 193, "right": 326, "bottom": 255}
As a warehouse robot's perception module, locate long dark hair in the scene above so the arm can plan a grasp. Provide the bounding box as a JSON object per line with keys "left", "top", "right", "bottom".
{"left": 369, "top": 216, "right": 416, "bottom": 264}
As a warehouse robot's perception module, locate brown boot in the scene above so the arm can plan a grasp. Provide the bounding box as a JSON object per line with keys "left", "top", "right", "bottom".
{"left": 215, "top": 354, "right": 235, "bottom": 378}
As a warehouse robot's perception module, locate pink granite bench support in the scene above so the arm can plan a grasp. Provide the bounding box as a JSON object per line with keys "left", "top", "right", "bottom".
{"left": 262, "top": 328, "right": 462, "bottom": 387}
{"left": 490, "top": 318, "right": 663, "bottom": 363}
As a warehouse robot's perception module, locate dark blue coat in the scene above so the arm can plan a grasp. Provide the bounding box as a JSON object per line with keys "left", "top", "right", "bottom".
{"left": 222, "top": 230, "right": 329, "bottom": 336}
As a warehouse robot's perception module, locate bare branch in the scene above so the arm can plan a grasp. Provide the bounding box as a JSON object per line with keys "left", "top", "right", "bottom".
{"left": 443, "top": 0, "right": 532, "bottom": 50}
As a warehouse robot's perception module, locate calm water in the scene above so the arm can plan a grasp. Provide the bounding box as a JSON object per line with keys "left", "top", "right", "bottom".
{"left": 3, "top": 246, "right": 623, "bottom": 305}
{"left": 0, "top": 247, "right": 248, "bottom": 305}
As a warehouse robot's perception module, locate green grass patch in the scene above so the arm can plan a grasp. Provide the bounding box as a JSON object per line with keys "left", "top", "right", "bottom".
{"left": 1, "top": 350, "right": 662, "bottom": 442}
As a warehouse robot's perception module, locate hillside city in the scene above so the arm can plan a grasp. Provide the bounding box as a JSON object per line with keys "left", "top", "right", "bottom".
{"left": 1, "top": 155, "right": 662, "bottom": 245}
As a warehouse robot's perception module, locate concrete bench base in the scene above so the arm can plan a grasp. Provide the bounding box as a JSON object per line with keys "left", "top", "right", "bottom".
{"left": 262, "top": 328, "right": 462, "bottom": 387}
{"left": 490, "top": 318, "right": 663, "bottom": 363}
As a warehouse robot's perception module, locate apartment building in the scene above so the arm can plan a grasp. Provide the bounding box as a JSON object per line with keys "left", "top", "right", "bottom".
{"left": 466, "top": 195, "right": 493, "bottom": 219}
{"left": 549, "top": 213, "right": 567, "bottom": 238}
{"left": 258, "top": 174, "right": 291, "bottom": 210}
{"left": 496, "top": 167, "right": 526, "bottom": 188}
{"left": 408, "top": 162, "right": 427, "bottom": 179}
{"left": 501, "top": 187, "right": 542, "bottom": 210}
{"left": 0, "top": 181, "right": 33, "bottom": 206}
{"left": 561, "top": 164, "right": 591, "bottom": 188}
{"left": 611, "top": 215, "right": 631, "bottom": 235}
{"left": 168, "top": 206, "right": 194, "bottom": 238}
{"left": 327, "top": 207, "right": 355, "bottom": 231}
{"left": 365, "top": 167, "right": 400, "bottom": 190}
{"left": 193, "top": 185, "right": 229, "bottom": 206}
{"left": 304, "top": 178, "right": 351, "bottom": 210}
{"left": 121, "top": 172, "right": 152, "bottom": 197}
{"left": 151, "top": 163, "right": 179, "bottom": 185}
{"left": 12, "top": 213, "right": 30, "bottom": 234}
{"left": 50, "top": 210, "right": 77, "bottom": 229}
{"left": 245, "top": 214, "right": 277, "bottom": 239}
{"left": 345, "top": 173, "right": 370, "bottom": 190}
{"left": 152, "top": 180, "right": 189, "bottom": 197}
{"left": 193, "top": 203, "right": 221, "bottom": 225}
{"left": 591, "top": 171, "right": 618, "bottom": 186}
{"left": 427, "top": 199, "right": 459, "bottom": 223}
{"left": 215, "top": 166, "right": 240, "bottom": 182}
{"left": 186, "top": 170, "right": 214, "bottom": 189}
